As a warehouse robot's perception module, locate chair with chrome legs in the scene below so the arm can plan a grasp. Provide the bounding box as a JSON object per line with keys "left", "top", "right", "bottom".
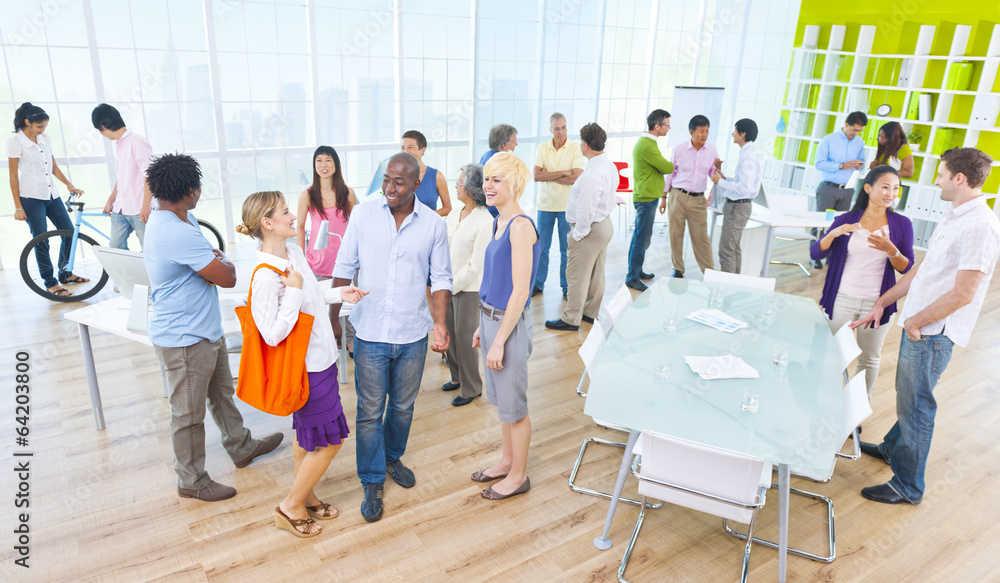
{"left": 618, "top": 431, "right": 770, "bottom": 583}
{"left": 725, "top": 371, "right": 872, "bottom": 563}
{"left": 568, "top": 285, "right": 660, "bottom": 509}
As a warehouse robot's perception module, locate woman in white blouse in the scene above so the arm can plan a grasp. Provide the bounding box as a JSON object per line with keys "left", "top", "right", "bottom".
{"left": 7, "top": 103, "right": 86, "bottom": 297}
{"left": 441, "top": 163, "right": 494, "bottom": 407}
{"left": 237, "top": 191, "right": 367, "bottom": 538}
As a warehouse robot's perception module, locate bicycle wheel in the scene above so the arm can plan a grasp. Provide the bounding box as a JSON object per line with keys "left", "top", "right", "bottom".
{"left": 198, "top": 219, "right": 225, "bottom": 252}
{"left": 20, "top": 230, "right": 110, "bottom": 302}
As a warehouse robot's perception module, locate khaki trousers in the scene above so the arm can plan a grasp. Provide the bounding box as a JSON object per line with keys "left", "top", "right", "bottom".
{"left": 667, "top": 187, "right": 714, "bottom": 275}
{"left": 561, "top": 217, "right": 614, "bottom": 326}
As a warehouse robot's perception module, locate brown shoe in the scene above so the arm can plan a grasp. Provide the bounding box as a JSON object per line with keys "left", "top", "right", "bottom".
{"left": 178, "top": 480, "right": 236, "bottom": 501}
{"left": 234, "top": 432, "right": 284, "bottom": 468}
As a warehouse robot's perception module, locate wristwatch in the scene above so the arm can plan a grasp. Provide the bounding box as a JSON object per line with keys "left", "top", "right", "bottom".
{"left": 888, "top": 249, "right": 901, "bottom": 259}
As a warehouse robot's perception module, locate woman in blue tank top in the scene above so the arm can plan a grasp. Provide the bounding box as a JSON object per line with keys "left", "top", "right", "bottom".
{"left": 472, "top": 152, "right": 540, "bottom": 501}
{"left": 401, "top": 130, "right": 451, "bottom": 217}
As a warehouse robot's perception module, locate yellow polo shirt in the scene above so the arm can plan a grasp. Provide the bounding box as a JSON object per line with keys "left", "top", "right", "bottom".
{"left": 533, "top": 138, "right": 586, "bottom": 212}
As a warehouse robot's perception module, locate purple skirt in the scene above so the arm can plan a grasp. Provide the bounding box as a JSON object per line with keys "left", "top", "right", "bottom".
{"left": 293, "top": 362, "right": 350, "bottom": 452}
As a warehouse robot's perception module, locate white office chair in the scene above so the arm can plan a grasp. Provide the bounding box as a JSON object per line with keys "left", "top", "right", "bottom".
{"left": 726, "top": 371, "right": 872, "bottom": 563}
{"left": 833, "top": 323, "right": 863, "bottom": 459}
{"left": 600, "top": 283, "right": 634, "bottom": 328}
{"left": 703, "top": 269, "right": 776, "bottom": 292}
{"left": 619, "top": 431, "right": 770, "bottom": 583}
{"left": 337, "top": 302, "right": 354, "bottom": 384}
{"left": 767, "top": 190, "right": 816, "bottom": 277}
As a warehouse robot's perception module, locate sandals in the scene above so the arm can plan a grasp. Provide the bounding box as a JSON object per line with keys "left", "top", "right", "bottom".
{"left": 47, "top": 286, "right": 72, "bottom": 297}
{"left": 471, "top": 468, "right": 509, "bottom": 483}
{"left": 481, "top": 478, "right": 531, "bottom": 500}
{"left": 274, "top": 506, "right": 321, "bottom": 538}
{"left": 59, "top": 273, "right": 90, "bottom": 284}
{"left": 305, "top": 501, "right": 339, "bottom": 520}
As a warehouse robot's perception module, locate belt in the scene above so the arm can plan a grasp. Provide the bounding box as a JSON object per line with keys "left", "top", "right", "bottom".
{"left": 728, "top": 199, "right": 752, "bottom": 204}
{"left": 676, "top": 187, "right": 704, "bottom": 196}
{"left": 480, "top": 301, "right": 505, "bottom": 322}
{"left": 819, "top": 181, "right": 848, "bottom": 189}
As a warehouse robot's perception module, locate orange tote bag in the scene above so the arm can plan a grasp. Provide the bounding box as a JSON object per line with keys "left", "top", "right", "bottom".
{"left": 234, "top": 264, "right": 314, "bottom": 416}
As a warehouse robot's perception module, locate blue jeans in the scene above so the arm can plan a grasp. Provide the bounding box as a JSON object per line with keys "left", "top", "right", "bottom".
{"left": 627, "top": 200, "right": 658, "bottom": 283}
{"left": 353, "top": 336, "right": 428, "bottom": 486}
{"left": 109, "top": 212, "right": 146, "bottom": 250}
{"left": 878, "top": 332, "right": 954, "bottom": 503}
{"left": 22, "top": 196, "right": 74, "bottom": 288}
{"left": 534, "top": 210, "right": 569, "bottom": 292}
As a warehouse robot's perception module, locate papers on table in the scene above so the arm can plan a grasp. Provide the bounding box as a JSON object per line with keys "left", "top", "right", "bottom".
{"left": 686, "top": 309, "right": 749, "bottom": 333}
{"left": 684, "top": 355, "right": 760, "bottom": 380}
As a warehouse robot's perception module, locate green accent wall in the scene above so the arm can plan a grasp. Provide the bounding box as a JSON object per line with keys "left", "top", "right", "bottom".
{"left": 795, "top": 1, "right": 1000, "bottom": 55}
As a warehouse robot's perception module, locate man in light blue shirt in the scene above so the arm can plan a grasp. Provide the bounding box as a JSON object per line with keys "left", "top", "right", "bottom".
{"left": 144, "top": 153, "right": 282, "bottom": 502}
{"left": 813, "top": 111, "right": 868, "bottom": 268}
{"left": 332, "top": 152, "right": 452, "bottom": 523}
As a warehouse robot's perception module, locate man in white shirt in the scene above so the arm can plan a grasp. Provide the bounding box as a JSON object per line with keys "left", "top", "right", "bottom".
{"left": 93, "top": 103, "right": 154, "bottom": 250}
{"left": 332, "top": 152, "right": 452, "bottom": 522}
{"left": 710, "top": 118, "right": 763, "bottom": 274}
{"left": 851, "top": 148, "right": 1000, "bottom": 505}
{"left": 546, "top": 123, "right": 618, "bottom": 331}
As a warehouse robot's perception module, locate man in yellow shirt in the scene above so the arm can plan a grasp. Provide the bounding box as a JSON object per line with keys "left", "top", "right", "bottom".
{"left": 532, "top": 112, "right": 586, "bottom": 298}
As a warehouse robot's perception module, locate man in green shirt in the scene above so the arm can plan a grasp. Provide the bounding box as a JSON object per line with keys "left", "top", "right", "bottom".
{"left": 627, "top": 109, "right": 674, "bottom": 292}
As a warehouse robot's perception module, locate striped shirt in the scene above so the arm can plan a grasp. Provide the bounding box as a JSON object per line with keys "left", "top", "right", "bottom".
{"left": 899, "top": 196, "right": 1000, "bottom": 346}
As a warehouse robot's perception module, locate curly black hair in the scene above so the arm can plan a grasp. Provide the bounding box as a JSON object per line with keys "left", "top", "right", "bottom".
{"left": 146, "top": 153, "right": 202, "bottom": 203}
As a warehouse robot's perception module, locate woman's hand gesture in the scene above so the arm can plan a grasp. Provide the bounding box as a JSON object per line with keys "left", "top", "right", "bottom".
{"left": 340, "top": 286, "right": 368, "bottom": 303}
{"left": 281, "top": 266, "right": 304, "bottom": 289}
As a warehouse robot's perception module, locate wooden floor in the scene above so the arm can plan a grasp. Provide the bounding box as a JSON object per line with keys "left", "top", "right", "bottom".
{"left": 3, "top": 224, "right": 1000, "bottom": 583}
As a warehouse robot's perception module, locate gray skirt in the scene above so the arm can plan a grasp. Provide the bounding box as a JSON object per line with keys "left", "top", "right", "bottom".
{"left": 479, "top": 301, "right": 533, "bottom": 423}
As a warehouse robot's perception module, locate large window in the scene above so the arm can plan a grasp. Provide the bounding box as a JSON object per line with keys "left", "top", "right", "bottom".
{"left": 0, "top": 0, "right": 798, "bottom": 264}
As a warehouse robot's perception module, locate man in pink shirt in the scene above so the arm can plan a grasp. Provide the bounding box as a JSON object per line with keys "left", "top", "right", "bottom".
{"left": 93, "top": 103, "right": 154, "bottom": 250}
{"left": 659, "top": 115, "right": 721, "bottom": 278}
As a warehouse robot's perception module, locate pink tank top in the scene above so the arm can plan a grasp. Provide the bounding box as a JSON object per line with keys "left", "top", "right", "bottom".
{"left": 305, "top": 205, "right": 348, "bottom": 277}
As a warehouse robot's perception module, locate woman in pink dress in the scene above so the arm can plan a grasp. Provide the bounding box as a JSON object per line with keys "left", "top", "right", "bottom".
{"left": 296, "top": 146, "right": 356, "bottom": 279}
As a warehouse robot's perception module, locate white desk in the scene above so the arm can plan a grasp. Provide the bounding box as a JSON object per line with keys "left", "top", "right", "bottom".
{"left": 584, "top": 279, "right": 844, "bottom": 582}
{"left": 65, "top": 294, "right": 243, "bottom": 430}
{"left": 709, "top": 204, "right": 831, "bottom": 277}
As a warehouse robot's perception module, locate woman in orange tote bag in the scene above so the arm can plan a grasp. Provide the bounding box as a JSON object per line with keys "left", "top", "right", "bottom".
{"left": 237, "top": 191, "right": 366, "bottom": 538}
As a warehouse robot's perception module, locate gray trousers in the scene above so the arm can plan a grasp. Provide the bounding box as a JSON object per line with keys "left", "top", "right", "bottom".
{"left": 814, "top": 182, "right": 854, "bottom": 239}
{"left": 445, "top": 291, "right": 483, "bottom": 398}
{"left": 562, "top": 217, "right": 614, "bottom": 325}
{"left": 719, "top": 200, "right": 753, "bottom": 274}
{"left": 153, "top": 337, "right": 256, "bottom": 490}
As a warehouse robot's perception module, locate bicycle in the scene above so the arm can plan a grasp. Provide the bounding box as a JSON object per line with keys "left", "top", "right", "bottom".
{"left": 19, "top": 195, "right": 227, "bottom": 302}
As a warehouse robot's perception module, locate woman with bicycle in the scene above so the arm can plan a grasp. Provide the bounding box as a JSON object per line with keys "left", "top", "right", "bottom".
{"left": 238, "top": 190, "right": 367, "bottom": 537}
{"left": 8, "top": 103, "right": 88, "bottom": 297}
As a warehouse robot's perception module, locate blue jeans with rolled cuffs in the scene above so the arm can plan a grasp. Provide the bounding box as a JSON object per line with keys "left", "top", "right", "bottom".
{"left": 353, "top": 336, "right": 428, "bottom": 486}
{"left": 877, "top": 332, "right": 954, "bottom": 504}
{"left": 22, "top": 196, "right": 74, "bottom": 288}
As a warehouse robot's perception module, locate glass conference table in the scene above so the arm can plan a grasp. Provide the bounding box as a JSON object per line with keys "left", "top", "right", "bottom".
{"left": 584, "top": 279, "right": 845, "bottom": 583}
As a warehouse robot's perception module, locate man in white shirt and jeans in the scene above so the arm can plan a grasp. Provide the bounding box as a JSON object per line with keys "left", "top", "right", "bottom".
{"left": 93, "top": 103, "right": 154, "bottom": 250}
{"left": 332, "top": 152, "right": 452, "bottom": 522}
{"left": 711, "top": 118, "right": 763, "bottom": 274}
{"left": 546, "top": 123, "right": 618, "bottom": 331}
{"left": 851, "top": 147, "right": 1000, "bottom": 505}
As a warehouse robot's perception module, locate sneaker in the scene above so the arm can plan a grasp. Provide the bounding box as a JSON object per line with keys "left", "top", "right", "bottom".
{"left": 386, "top": 458, "right": 416, "bottom": 488}
{"left": 361, "top": 484, "right": 384, "bottom": 522}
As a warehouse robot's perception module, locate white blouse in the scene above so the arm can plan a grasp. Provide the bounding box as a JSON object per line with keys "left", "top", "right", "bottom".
{"left": 446, "top": 205, "right": 493, "bottom": 293}
{"left": 250, "top": 243, "right": 346, "bottom": 372}
{"left": 5, "top": 131, "right": 56, "bottom": 201}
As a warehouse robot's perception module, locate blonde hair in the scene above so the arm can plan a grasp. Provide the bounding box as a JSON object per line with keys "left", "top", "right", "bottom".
{"left": 484, "top": 152, "right": 531, "bottom": 201}
{"left": 236, "top": 191, "right": 286, "bottom": 239}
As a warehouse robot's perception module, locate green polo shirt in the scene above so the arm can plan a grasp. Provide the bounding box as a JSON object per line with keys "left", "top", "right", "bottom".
{"left": 632, "top": 135, "right": 674, "bottom": 202}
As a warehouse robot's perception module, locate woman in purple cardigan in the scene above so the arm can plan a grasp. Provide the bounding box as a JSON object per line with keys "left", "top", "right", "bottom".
{"left": 811, "top": 166, "right": 914, "bottom": 399}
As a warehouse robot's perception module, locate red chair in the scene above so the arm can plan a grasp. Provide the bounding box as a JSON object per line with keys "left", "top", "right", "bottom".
{"left": 614, "top": 162, "right": 633, "bottom": 233}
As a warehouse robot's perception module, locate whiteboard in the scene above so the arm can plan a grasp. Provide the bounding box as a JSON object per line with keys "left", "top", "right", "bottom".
{"left": 662, "top": 86, "right": 726, "bottom": 153}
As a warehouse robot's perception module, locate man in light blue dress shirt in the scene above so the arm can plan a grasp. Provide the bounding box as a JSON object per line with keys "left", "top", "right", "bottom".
{"left": 813, "top": 111, "right": 868, "bottom": 268}
{"left": 332, "top": 152, "right": 453, "bottom": 523}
